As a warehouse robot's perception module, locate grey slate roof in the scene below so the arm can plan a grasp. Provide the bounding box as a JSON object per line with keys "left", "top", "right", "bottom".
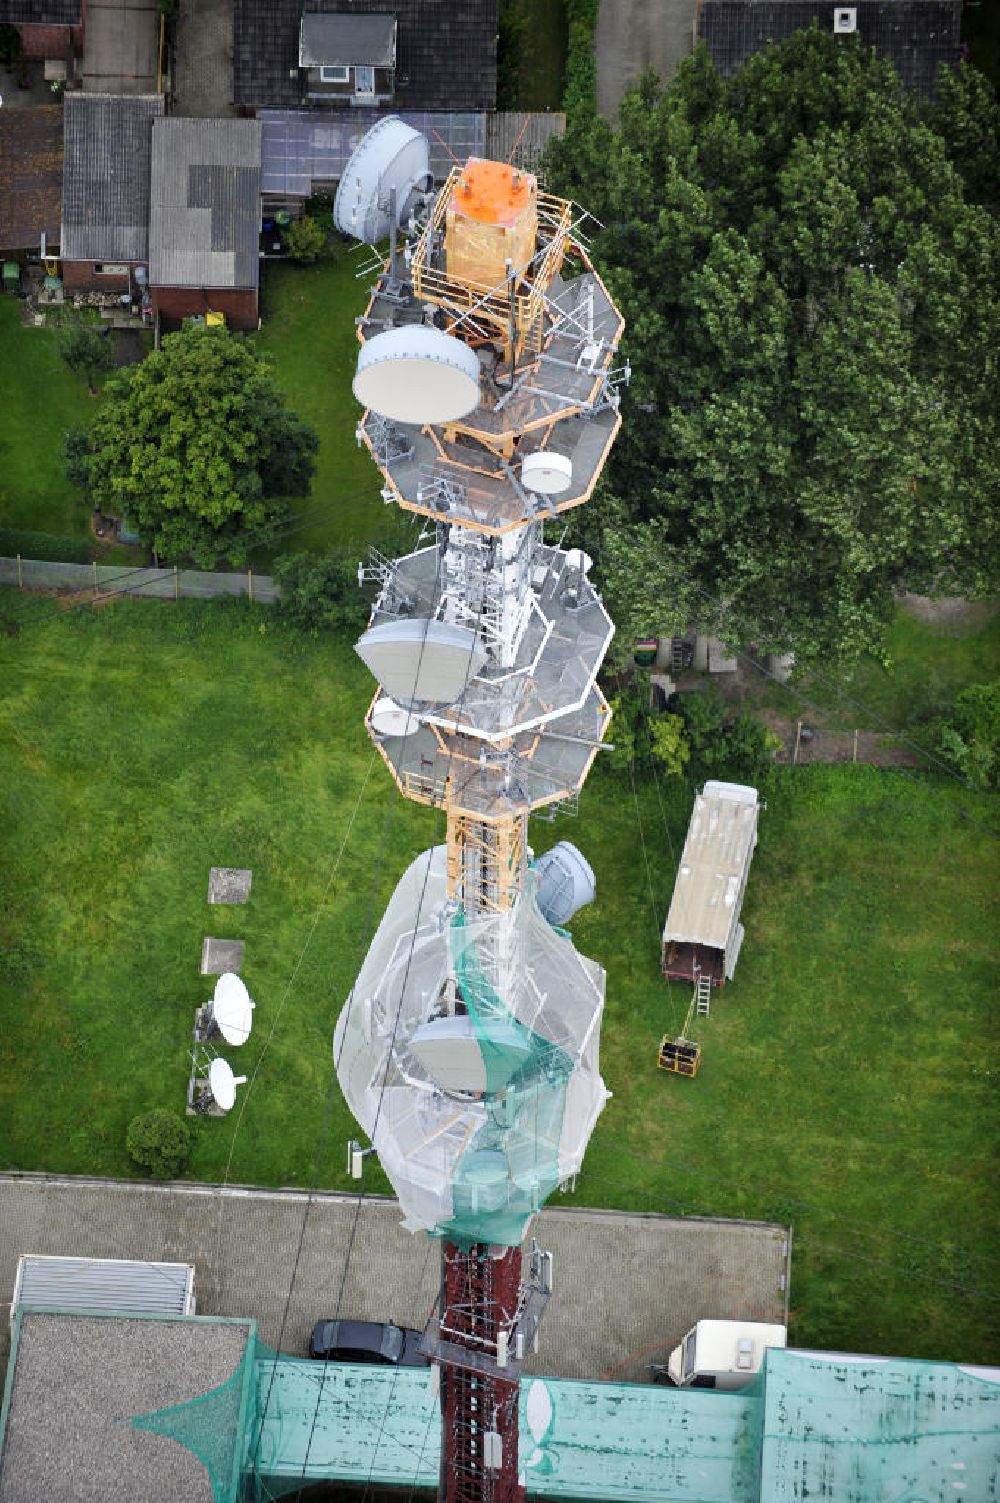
{"left": 0, "top": 1, "right": 81, "bottom": 21}
{"left": 697, "top": 1, "right": 961, "bottom": 97}
{"left": 299, "top": 11, "right": 396, "bottom": 65}
{"left": 60, "top": 93, "right": 163, "bottom": 263}
{"left": 234, "top": 0, "right": 498, "bottom": 111}
{"left": 149, "top": 118, "right": 261, "bottom": 289}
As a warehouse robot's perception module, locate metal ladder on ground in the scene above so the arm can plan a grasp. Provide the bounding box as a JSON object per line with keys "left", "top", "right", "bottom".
{"left": 695, "top": 975, "right": 712, "bottom": 1017}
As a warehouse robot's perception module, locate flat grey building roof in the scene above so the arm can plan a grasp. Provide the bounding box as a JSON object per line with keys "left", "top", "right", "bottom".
{"left": 299, "top": 12, "right": 397, "bottom": 67}
{"left": 61, "top": 93, "right": 163, "bottom": 263}
{"left": 148, "top": 117, "right": 262, "bottom": 290}
{"left": 0, "top": 1311, "right": 253, "bottom": 1503}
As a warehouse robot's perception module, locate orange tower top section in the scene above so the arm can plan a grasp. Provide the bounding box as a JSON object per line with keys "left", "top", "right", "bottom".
{"left": 445, "top": 158, "right": 539, "bottom": 290}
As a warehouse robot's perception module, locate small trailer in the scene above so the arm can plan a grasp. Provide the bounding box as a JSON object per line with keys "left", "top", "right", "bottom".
{"left": 10, "top": 1254, "right": 196, "bottom": 1329}
{"left": 661, "top": 781, "right": 761, "bottom": 989}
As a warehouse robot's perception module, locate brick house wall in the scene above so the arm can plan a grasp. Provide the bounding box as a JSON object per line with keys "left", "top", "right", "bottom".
{"left": 62, "top": 259, "right": 132, "bottom": 293}
{"left": 151, "top": 286, "right": 259, "bottom": 331}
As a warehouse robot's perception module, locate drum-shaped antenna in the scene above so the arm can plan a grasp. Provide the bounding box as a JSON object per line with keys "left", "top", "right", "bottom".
{"left": 354, "top": 326, "right": 481, "bottom": 425}
{"left": 521, "top": 451, "right": 573, "bottom": 496}
{"left": 334, "top": 116, "right": 433, "bottom": 243}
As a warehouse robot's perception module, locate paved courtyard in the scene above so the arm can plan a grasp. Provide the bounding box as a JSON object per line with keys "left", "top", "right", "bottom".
{"left": 172, "top": 0, "right": 234, "bottom": 117}
{"left": 0, "top": 1173, "right": 789, "bottom": 1385}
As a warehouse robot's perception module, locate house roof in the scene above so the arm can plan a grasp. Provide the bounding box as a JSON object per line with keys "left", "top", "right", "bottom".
{"left": 149, "top": 118, "right": 261, "bottom": 290}
{"left": 0, "top": 1, "right": 81, "bottom": 22}
{"left": 0, "top": 104, "right": 62, "bottom": 252}
{"left": 234, "top": 0, "right": 498, "bottom": 112}
{"left": 299, "top": 12, "right": 396, "bottom": 66}
{"left": 697, "top": 0, "right": 962, "bottom": 97}
{"left": 61, "top": 93, "right": 163, "bottom": 263}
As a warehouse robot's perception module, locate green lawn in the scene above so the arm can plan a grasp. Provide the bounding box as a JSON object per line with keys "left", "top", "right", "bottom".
{"left": 253, "top": 254, "right": 409, "bottom": 559}
{"left": 0, "top": 594, "right": 996, "bottom": 1365}
{"left": 0, "top": 297, "right": 95, "bottom": 536}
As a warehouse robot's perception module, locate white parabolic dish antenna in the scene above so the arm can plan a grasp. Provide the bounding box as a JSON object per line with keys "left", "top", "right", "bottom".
{"left": 370, "top": 696, "right": 421, "bottom": 738}
{"left": 212, "top": 972, "right": 255, "bottom": 1046}
{"left": 354, "top": 326, "right": 481, "bottom": 426}
{"left": 208, "top": 1057, "right": 246, "bottom": 1113}
{"left": 333, "top": 116, "right": 432, "bottom": 244}
{"left": 521, "top": 451, "right": 573, "bottom": 496}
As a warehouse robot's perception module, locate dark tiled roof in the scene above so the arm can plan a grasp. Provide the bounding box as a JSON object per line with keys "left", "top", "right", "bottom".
{"left": 234, "top": 0, "right": 498, "bottom": 111}
{"left": 697, "top": 0, "right": 961, "bottom": 96}
{"left": 149, "top": 118, "right": 262, "bottom": 289}
{"left": 61, "top": 93, "right": 164, "bottom": 263}
{"left": 0, "top": 1, "right": 81, "bottom": 21}
{"left": 299, "top": 12, "right": 396, "bottom": 65}
{"left": 0, "top": 104, "right": 62, "bottom": 251}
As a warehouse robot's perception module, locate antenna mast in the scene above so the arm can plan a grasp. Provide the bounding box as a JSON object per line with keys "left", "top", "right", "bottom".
{"left": 333, "top": 129, "right": 627, "bottom": 1503}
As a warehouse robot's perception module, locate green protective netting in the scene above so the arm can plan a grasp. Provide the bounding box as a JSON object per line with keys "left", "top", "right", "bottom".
{"left": 132, "top": 1329, "right": 264, "bottom": 1503}
{"left": 435, "top": 912, "right": 574, "bottom": 1248}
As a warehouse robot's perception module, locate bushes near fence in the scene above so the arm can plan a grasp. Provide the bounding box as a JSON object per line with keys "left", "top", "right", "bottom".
{"left": 563, "top": 0, "right": 599, "bottom": 120}
{"left": 0, "top": 529, "right": 90, "bottom": 565}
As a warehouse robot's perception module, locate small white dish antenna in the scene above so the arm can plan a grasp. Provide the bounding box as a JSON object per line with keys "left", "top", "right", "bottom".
{"left": 333, "top": 116, "right": 433, "bottom": 243}
{"left": 521, "top": 451, "right": 573, "bottom": 496}
{"left": 354, "top": 326, "right": 481, "bottom": 426}
{"left": 370, "top": 696, "right": 421, "bottom": 738}
{"left": 564, "top": 548, "right": 593, "bottom": 576}
{"left": 208, "top": 1057, "right": 246, "bottom": 1114}
{"left": 211, "top": 972, "right": 255, "bottom": 1046}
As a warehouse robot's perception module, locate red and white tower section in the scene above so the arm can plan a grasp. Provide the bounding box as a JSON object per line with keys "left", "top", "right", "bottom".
{"left": 332, "top": 119, "right": 627, "bottom": 1503}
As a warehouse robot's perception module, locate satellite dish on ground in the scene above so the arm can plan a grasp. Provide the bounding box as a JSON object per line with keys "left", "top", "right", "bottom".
{"left": 211, "top": 973, "right": 255, "bottom": 1046}
{"left": 208, "top": 1057, "right": 246, "bottom": 1113}
{"left": 333, "top": 116, "right": 433, "bottom": 243}
{"left": 356, "top": 619, "right": 487, "bottom": 707}
{"left": 354, "top": 326, "right": 481, "bottom": 426}
{"left": 521, "top": 451, "right": 573, "bottom": 496}
{"left": 370, "top": 696, "right": 421, "bottom": 738}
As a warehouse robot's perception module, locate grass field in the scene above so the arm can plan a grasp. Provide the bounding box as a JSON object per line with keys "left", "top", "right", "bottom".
{"left": 0, "top": 298, "right": 95, "bottom": 537}
{"left": 0, "top": 594, "right": 997, "bottom": 1365}
{"left": 253, "top": 255, "right": 406, "bottom": 559}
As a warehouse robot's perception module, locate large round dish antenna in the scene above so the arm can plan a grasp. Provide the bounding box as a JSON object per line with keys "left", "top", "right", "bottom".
{"left": 521, "top": 451, "right": 573, "bottom": 496}
{"left": 334, "top": 116, "right": 432, "bottom": 243}
{"left": 208, "top": 1057, "right": 246, "bottom": 1113}
{"left": 212, "top": 973, "right": 255, "bottom": 1046}
{"left": 354, "top": 326, "right": 481, "bottom": 426}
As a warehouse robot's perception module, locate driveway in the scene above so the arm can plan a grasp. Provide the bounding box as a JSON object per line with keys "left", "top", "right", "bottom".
{"left": 0, "top": 1173, "right": 790, "bottom": 1385}
{"left": 172, "top": 0, "right": 234, "bottom": 117}
{"left": 596, "top": 0, "right": 695, "bottom": 118}
{"left": 80, "top": 0, "right": 159, "bottom": 94}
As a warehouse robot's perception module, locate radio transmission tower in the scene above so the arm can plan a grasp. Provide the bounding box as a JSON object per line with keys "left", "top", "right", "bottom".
{"left": 332, "top": 119, "right": 627, "bottom": 1502}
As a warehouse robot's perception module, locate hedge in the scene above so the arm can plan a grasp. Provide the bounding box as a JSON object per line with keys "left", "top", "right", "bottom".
{"left": 0, "top": 529, "right": 90, "bottom": 564}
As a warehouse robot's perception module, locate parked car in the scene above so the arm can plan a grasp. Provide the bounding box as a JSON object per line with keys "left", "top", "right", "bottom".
{"left": 308, "top": 1318, "right": 429, "bottom": 1366}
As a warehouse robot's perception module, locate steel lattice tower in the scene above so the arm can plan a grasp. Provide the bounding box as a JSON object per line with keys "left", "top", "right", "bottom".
{"left": 333, "top": 126, "right": 626, "bottom": 1503}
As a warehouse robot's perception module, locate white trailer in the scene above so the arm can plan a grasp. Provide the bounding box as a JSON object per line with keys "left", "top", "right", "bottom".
{"left": 11, "top": 1254, "right": 196, "bottom": 1328}
{"left": 666, "top": 1319, "right": 787, "bottom": 1391}
{"left": 661, "top": 781, "right": 760, "bottom": 988}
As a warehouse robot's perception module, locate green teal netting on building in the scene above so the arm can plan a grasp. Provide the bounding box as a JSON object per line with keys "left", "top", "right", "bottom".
{"left": 131, "top": 1346, "right": 1000, "bottom": 1502}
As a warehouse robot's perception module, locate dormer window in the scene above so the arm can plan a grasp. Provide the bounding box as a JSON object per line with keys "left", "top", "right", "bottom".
{"left": 299, "top": 12, "right": 397, "bottom": 104}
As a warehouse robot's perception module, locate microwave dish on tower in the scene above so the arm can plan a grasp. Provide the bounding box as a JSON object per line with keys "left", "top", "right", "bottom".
{"left": 333, "top": 115, "right": 432, "bottom": 243}
{"left": 353, "top": 325, "right": 481, "bottom": 425}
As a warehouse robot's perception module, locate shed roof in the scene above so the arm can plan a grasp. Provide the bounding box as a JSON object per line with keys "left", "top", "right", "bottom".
{"left": 234, "top": 0, "right": 498, "bottom": 111}
{"left": 0, "top": 104, "right": 62, "bottom": 252}
{"left": 299, "top": 12, "right": 396, "bottom": 66}
{"left": 148, "top": 118, "right": 261, "bottom": 290}
{"left": 697, "top": 1, "right": 961, "bottom": 97}
{"left": 662, "top": 782, "right": 759, "bottom": 951}
{"left": 61, "top": 93, "right": 163, "bottom": 263}
{"left": 0, "top": 1, "right": 81, "bottom": 22}
{"left": 0, "top": 1311, "right": 254, "bottom": 1503}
